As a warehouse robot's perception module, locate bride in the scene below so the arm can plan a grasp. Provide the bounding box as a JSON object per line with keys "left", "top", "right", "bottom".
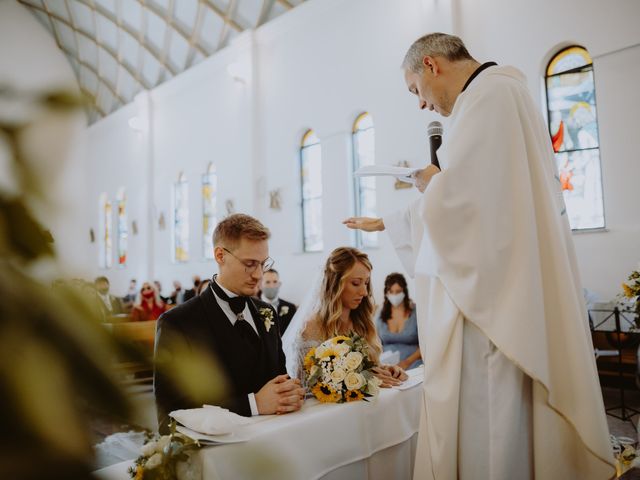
{"left": 283, "top": 247, "right": 408, "bottom": 388}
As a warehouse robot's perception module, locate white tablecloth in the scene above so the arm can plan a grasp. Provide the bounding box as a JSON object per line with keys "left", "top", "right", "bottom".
{"left": 94, "top": 370, "right": 423, "bottom": 480}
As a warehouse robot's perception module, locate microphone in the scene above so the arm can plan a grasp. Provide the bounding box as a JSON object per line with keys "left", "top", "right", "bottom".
{"left": 427, "top": 121, "right": 443, "bottom": 169}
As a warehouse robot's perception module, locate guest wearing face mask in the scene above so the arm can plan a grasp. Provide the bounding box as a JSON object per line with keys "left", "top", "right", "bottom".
{"left": 375, "top": 273, "right": 422, "bottom": 370}
{"left": 258, "top": 269, "right": 297, "bottom": 335}
{"left": 131, "top": 282, "right": 168, "bottom": 321}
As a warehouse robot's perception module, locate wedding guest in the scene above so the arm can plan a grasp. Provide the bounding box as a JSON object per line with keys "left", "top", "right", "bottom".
{"left": 122, "top": 278, "right": 137, "bottom": 310}
{"left": 183, "top": 275, "right": 201, "bottom": 303}
{"left": 375, "top": 273, "right": 422, "bottom": 370}
{"left": 259, "top": 269, "right": 297, "bottom": 335}
{"left": 154, "top": 214, "right": 304, "bottom": 433}
{"left": 196, "top": 278, "right": 212, "bottom": 295}
{"left": 94, "top": 276, "right": 124, "bottom": 320}
{"left": 283, "top": 247, "right": 407, "bottom": 387}
{"left": 154, "top": 280, "right": 169, "bottom": 304}
{"left": 131, "top": 282, "right": 167, "bottom": 321}
{"left": 168, "top": 280, "right": 185, "bottom": 305}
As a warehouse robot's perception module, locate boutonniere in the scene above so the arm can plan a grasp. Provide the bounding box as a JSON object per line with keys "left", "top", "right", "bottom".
{"left": 259, "top": 307, "right": 275, "bottom": 332}
{"left": 279, "top": 305, "right": 289, "bottom": 316}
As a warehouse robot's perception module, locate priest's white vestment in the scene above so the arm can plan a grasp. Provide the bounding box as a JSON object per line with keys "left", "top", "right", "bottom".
{"left": 384, "top": 65, "right": 615, "bottom": 480}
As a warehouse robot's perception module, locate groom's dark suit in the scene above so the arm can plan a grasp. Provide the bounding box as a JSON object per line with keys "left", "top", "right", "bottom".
{"left": 153, "top": 285, "right": 287, "bottom": 432}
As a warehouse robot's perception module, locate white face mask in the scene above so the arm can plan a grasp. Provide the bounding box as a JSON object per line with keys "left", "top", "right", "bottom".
{"left": 386, "top": 292, "right": 405, "bottom": 307}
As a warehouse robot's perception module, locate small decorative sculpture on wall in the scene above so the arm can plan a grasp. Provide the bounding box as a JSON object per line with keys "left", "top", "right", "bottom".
{"left": 269, "top": 189, "right": 282, "bottom": 211}
{"left": 89, "top": 228, "right": 95, "bottom": 243}
{"left": 131, "top": 220, "right": 138, "bottom": 235}
{"left": 395, "top": 160, "right": 413, "bottom": 190}
{"left": 225, "top": 199, "right": 235, "bottom": 215}
{"left": 158, "top": 212, "right": 166, "bottom": 231}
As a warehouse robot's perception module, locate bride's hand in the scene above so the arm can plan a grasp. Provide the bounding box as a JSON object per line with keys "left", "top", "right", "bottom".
{"left": 372, "top": 366, "right": 403, "bottom": 388}
{"left": 384, "top": 364, "right": 408, "bottom": 382}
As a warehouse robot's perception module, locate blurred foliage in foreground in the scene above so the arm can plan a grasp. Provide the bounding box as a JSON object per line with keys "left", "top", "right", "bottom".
{"left": 0, "top": 87, "right": 222, "bottom": 479}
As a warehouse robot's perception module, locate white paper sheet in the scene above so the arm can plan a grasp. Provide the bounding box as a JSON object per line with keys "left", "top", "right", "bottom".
{"left": 354, "top": 165, "right": 420, "bottom": 184}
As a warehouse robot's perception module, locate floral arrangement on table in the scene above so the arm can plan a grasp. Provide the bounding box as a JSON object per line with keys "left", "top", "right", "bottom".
{"left": 128, "top": 421, "right": 201, "bottom": 480}
{"left": 611, "top": 435, "right": 640, "bottom": 477}
{"left": 304, "top": 334, "right": 381, "bottom": 403}
{"left": 620, "top": 265, "right": 640, "bottom": 317}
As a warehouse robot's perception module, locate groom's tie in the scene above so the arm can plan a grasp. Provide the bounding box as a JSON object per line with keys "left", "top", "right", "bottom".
{"left": 211, "top": 279, "right": 260, "bottom": 350}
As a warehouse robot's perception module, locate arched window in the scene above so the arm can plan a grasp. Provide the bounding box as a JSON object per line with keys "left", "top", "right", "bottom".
{"left": 173, "top": 172, "right": 189, "bottom": 263}
{"left": 116, "top": 188, "right": 128, "bottom": 266}
{"left": 98, "top": 193, "right": 113, "bottom": 269}
{"left": 300, "top": 130, "right": 323, "bottom": 252}
{"left": 352, "top": 112, "right": 377, "bottom": 248}
{"left": 545, "top": 46, "right": 604, "bottom": 230}
{"left": 202, "top": 163, "right": 217, "bottom": 260}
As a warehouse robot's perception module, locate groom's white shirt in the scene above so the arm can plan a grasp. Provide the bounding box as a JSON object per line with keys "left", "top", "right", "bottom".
{"left": 211, "top": 278, "right": 260, "bottom": 416}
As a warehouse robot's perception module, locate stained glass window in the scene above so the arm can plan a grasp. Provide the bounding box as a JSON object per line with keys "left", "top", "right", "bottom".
{"left": 116, "top": 188, "right": 128, "bottom": 266}
{"left": 99, "top": 193, "right": 113, "bottom": 269}
{"left": 173, "top": 172, "right": 189, "bottom": 263}
{"left": 546, "top": 46, "right": 604, "bottom": 230}
{"left": 300, "top": 130, "right": 323, "bottom": 252}
{"left": 352, "top": 112, "right": 377, "bottom": 248}
{"left": 202, "top": 163, "right": 217, "bottom": 260}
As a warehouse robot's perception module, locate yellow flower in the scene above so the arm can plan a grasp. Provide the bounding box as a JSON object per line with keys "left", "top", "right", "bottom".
{"left": 332, "top": 335, "right": 351, "bottom": 345}
{"left": 623, "top": 283, "right": 634, "bottom": 298}
{"left": 303, "top": 348, "right": 316, "bottom": 371}
{"left": 312, "top": 383, "right": 341, "bottom": 403}
{"left": 318, "top": 348, "right": 337, "bottom": 359}
{"left": 346, "top": 390, "right": 364, "bottom": 402}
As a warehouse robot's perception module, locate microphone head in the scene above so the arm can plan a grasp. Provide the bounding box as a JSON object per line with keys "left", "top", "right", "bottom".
{"left": 427, "top": 121, "right": 443, "bottom": 137}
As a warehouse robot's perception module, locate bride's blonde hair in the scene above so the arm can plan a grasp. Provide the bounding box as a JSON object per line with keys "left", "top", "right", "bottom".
{"left": 315, "top": 247, "right": 382, "bottom": 363}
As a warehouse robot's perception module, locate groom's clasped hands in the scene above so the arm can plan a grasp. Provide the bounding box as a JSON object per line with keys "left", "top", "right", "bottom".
{"left": 255, "top": 374, "right": 306, "bottom": 415}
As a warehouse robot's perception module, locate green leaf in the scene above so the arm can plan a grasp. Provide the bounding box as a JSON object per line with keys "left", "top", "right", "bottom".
{"left": 0, "top": 197, "right": 54, "bottom": 261}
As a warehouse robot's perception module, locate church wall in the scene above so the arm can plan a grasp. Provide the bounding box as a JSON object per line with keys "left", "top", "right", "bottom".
{"left": 76, "top": 0, "right": 639, "bottom": 303}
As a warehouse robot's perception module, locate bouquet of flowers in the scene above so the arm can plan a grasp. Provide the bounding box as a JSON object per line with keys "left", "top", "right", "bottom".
{"left": 304, "top": 334, "right": 381, "bottom": 403}
{"left": 620, "top": 265, "right": 640, "bottom": 316}
{"left": 128, "top": 422, "right": 201, "bottom": 480}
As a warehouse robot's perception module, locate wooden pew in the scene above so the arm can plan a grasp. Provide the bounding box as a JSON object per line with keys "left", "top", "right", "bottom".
{"left": 104, "top": 319, "right": 157, "bottom": 391}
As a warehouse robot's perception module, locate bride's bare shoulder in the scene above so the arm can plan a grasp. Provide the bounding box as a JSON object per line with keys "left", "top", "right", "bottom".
{"left": 301, "top": 317, "right": 322, "bottom": 341}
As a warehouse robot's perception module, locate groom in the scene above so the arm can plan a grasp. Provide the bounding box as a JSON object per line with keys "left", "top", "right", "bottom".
{"left": 154, "top": 214, "right": 305, "bottom": 432}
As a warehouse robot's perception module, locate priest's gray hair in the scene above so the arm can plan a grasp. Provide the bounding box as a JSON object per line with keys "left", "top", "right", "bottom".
{"left": 402, "top": 33, "right": 474, "bottom": 73}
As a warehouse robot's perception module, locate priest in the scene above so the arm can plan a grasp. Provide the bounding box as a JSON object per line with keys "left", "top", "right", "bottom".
{"left": 345, "top": 33, "right": 614, "bottom": 479}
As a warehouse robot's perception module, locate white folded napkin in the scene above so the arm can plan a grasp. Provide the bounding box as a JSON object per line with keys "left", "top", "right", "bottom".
{"left": 170, "top": 405, "right": 253, "bottom": 435}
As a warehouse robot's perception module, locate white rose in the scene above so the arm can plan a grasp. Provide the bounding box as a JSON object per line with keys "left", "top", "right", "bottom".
{"left": 315, "top": 344, "right": 328, "bottom": 358}
{"left": 366, "top": 377, "right": 381, "bottom": 396}
{"left": 345, "top": 372, "right": 366, "bottom": 391}
{"left": 140, "top": 441, "right": 157, "bottom": 457}
{"left": 146, "top": 452, "right": 163, "bottom": 469}
{"left": 334, "top": 343, "right": 350, "bottom": 356}
{"left": 345, "top": 351, "right": 363, "bottom": 371}
{"left": 331, "top": 367, "right": 347, "bottom": 383}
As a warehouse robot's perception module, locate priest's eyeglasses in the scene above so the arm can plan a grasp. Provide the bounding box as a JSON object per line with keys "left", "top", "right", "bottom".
{"left": 223, "top": 247, "right": 275, "bottom": 274}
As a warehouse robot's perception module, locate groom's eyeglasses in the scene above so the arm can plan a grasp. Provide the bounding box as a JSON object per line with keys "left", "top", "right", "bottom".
{"left": 222, "top": 247, "right": 275, "bottom": 274}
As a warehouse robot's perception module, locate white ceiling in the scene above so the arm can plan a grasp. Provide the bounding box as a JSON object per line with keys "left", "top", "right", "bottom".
{"left": 19, "top": 0, "right": 306, "bottom": 123}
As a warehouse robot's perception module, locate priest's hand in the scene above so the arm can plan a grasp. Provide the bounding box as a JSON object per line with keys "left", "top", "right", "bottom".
{"left": 256, "top": 374, "right": 305, "bottom": 415}
{"left": 412, "top": 164, "right": 441, "bottom": 193}
{"left": 342, "top": 217, "right": 385, "bottom": 232}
